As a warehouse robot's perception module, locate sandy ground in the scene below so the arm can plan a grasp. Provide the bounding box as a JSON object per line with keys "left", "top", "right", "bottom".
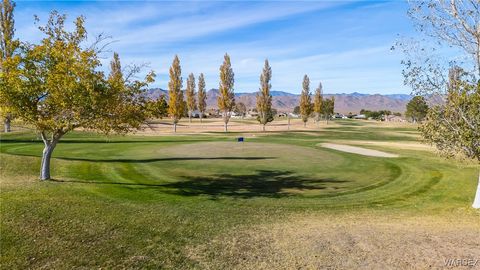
{"left": 138, "top": 118, "right": 418, "bottom": 135}
{"left": 320, "top": 143, "right": 399, "bottom": 158}
{"left": 139, "top": 118, "right": 335, "bottom": 134}
{"left": 4, "top": 119, "right": 419, "bottom": 136}
{"left": 187, "top": 214, "right": 480, "bottom": 270}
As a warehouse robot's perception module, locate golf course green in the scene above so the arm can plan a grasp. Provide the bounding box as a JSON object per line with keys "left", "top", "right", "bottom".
{"left": 1, "top": 120, "right": 479, "bottom": 269}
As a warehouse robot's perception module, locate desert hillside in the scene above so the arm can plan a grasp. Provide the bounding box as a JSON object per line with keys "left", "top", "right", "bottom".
{"left": 146, "top": 88, "right": 412, "bottom": 114}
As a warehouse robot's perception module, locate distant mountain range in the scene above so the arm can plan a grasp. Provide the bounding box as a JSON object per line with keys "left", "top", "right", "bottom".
{"left": 145, "top": 88, "right": 413, "bottom": 114}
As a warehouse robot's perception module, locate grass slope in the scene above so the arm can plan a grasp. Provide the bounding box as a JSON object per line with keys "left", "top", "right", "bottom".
{"left": 1, "top": 120, "right": 479, "bottom": 269}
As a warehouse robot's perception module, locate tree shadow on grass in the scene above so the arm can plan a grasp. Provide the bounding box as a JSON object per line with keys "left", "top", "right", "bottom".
{"left": 162, "top": 170, "right": 348, "bottom": 199}
{"left": 55, "top": 156, "right": 276, "bottom": 163}
{"left": 0, "top": 153, "right": 275, "bottom": 163}
{"left": 51, "top": 170, "right": 349, "bottom": 199}
{"left": 0, "top": 138, "right": 214, "bottom": 144}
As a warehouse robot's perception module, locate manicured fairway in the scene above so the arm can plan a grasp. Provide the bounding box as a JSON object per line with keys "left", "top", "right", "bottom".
{"left": 1, "top": 120, "right": 479, "bottom": 269}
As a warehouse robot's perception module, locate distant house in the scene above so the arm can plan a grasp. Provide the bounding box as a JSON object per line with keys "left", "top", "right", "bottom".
{"left": 190, "top": 110, "right": 201, "bottom": 118}
{"left": 246, "top": 110, "right": 258, "bottom": 118}
{"left": 334, "top": 113, "right": 348, "bottom": 119}
{"left": 230, "top": 111, "right": 243, "bottom": 118}
{"left": 206, "top": 108, "right": 219, "bottom": 117}
{"left": 288, "top": 113, "right": 299, "bottom": 118}
{"left": 277, "top": 112, "right": 288, "bottom": 117}
{"left": 385, "top": 115, "right": 406, "bottom": 122}
{"left": 353, "top": 114, "right": 367, "bottom": 119}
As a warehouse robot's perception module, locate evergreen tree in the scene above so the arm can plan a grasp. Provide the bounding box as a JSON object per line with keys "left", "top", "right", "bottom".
{"left": 293, "top": 106, "right": 300, "bottom": 115}
{"left": 147, "top": 94, "right": 168, "bottom": 119}
{"left": 234, "top": 102, "right": 247, "bottom": 118}
{"left": 167, "top": 55, "right": 184, "bottom": 132}
{"left": 197, "top": 73, "right": 207, "bottom": 122}
{"left": 405, "top": 96, "right": 429, "bottom": 123}
{"left": 217, "top": 53, "right": 235, "bottom": 132}
{"left": 256, "top": 59, "right": 273, "bottom": 131}
{"left": 186, "top": 73, "right": 196, "bottom": 123}
{"left": 323, "top": 97, "right": 335, "bottom": 124}
{"left": 299, "top": 75, "right": 312, "bottom": 127}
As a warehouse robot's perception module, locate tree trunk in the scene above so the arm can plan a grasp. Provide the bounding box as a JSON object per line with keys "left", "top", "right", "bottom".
{"left": 40, "top": 144, "right": 56, "bottom": 180}
{"left": 173, "top": 123, "right": 177, "bottom": 133}
{"left": 303, "top": 121, "right": 306, "bottom": 127}
{"left": 473, "top": 171, "right": 480, "bottom": 209}
{"left": 223, "top": 111, "right": 229, "bottom": 132}
{"left": 262, "top": 124, "right": 266, "bottom": 132}
{"left": 287, "top": 116, "right": 290, "bottom": 130}
{"left": 189, "top": 112, "right": 192, "bottom": 123}
{"left": 200, "top": 113, "right": 203, "bottom": 123}
{"left": 39, "top": 132, "right": 62, "bottom": 181}
{"left": 4, "top": 117, "right": 11, "bottom": 133}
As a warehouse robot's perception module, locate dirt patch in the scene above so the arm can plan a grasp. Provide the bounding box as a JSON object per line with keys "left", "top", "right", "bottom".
{"left": 137, "top": 119, "right": 339, "bottom": 135}
{"left": 187, "top": 214, "right": 480, "bottom": 269}
{"left": 320, "top": 143, "right": 399, "bottom": 158}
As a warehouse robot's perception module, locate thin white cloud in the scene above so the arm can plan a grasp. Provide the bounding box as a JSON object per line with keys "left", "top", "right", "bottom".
{"left": 13, "top": 1, "right": 412, "bottom": 94}
{"left": 110, "top": 2, "right": 339, "bottom": 47}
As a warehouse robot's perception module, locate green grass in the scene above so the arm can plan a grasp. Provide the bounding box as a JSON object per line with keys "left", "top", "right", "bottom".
{"left": 1, "top": 120, "right": 479, "bottom": 269}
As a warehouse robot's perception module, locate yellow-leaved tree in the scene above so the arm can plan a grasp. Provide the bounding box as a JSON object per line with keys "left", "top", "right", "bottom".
{"left": 398, "top": 0, "right": 480, "bottom": 207}
{"left": 186, "top": 73, "right": 196, "bottom": 123}
{"left": 0, "top": 0, "right": 19, "bottom": 133}
{"left": 218, "top": 53, "right": 235, "bottom": 132}
{"left": 197, "top": 73, "right": 207, "bottom": 123}
{"left": 299, "top": 74, "right": 312, "bottom": 127}
{"left": 256, "top": 59, "right": 273, "bottom": 131}
{"left": 0, "top": 12, "right": 154, "bottom": 180}
{"left": 167, "top": 55, "right": 185, "bottom": 132}
{"left": 313, "top": 82, "right": 323, "bottom": 124}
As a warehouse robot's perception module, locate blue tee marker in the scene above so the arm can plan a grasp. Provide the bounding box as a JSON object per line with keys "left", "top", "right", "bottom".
{"left": 237, "top": 137, "right": 244, "bottom": 142}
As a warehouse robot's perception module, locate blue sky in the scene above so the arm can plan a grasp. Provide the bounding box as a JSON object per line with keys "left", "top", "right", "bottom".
{"left": 14, "top": 0, "right": 417, "bottom": 94}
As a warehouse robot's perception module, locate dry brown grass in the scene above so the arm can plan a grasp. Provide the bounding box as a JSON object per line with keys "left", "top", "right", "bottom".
{"left": 187, "top": 212, "right": 480, "bottom": 269}
{"left": 138, "top": 118, "right": 341, "bottom": 135}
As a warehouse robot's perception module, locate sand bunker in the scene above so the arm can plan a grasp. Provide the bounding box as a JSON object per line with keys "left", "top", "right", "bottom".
{"left": 320, "top": 143, "right": 399, "bottom": 158}
{"left": 335, "top": 140, "right": 434, "bottom": 151}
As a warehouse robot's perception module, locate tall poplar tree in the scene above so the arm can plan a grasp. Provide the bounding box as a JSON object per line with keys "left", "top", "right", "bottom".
{"left": 0, "top": 0, "right": 18, "bottom": 133}
{"left": 186, "top": 73, "right": 196, "bottom": 123}
{"left": 218, "top": 53, "right": 235, "bottom": 132}
{"left": 197, "top": 73, "right": 207, "bottom": 122}
{"left": 299, "top": 75, "right": 312, "bottom": 127}
{"left": 109, "top": 52, "right": 122, "bottom": 82}
{"left": 313, "top": 82, "right": 323, "bottom": 124}
{"left": 167, "top": 55, "right": 184, "bottom": 132}
{"left": 256, "top": 59, "right": 273, "bottom": 131}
